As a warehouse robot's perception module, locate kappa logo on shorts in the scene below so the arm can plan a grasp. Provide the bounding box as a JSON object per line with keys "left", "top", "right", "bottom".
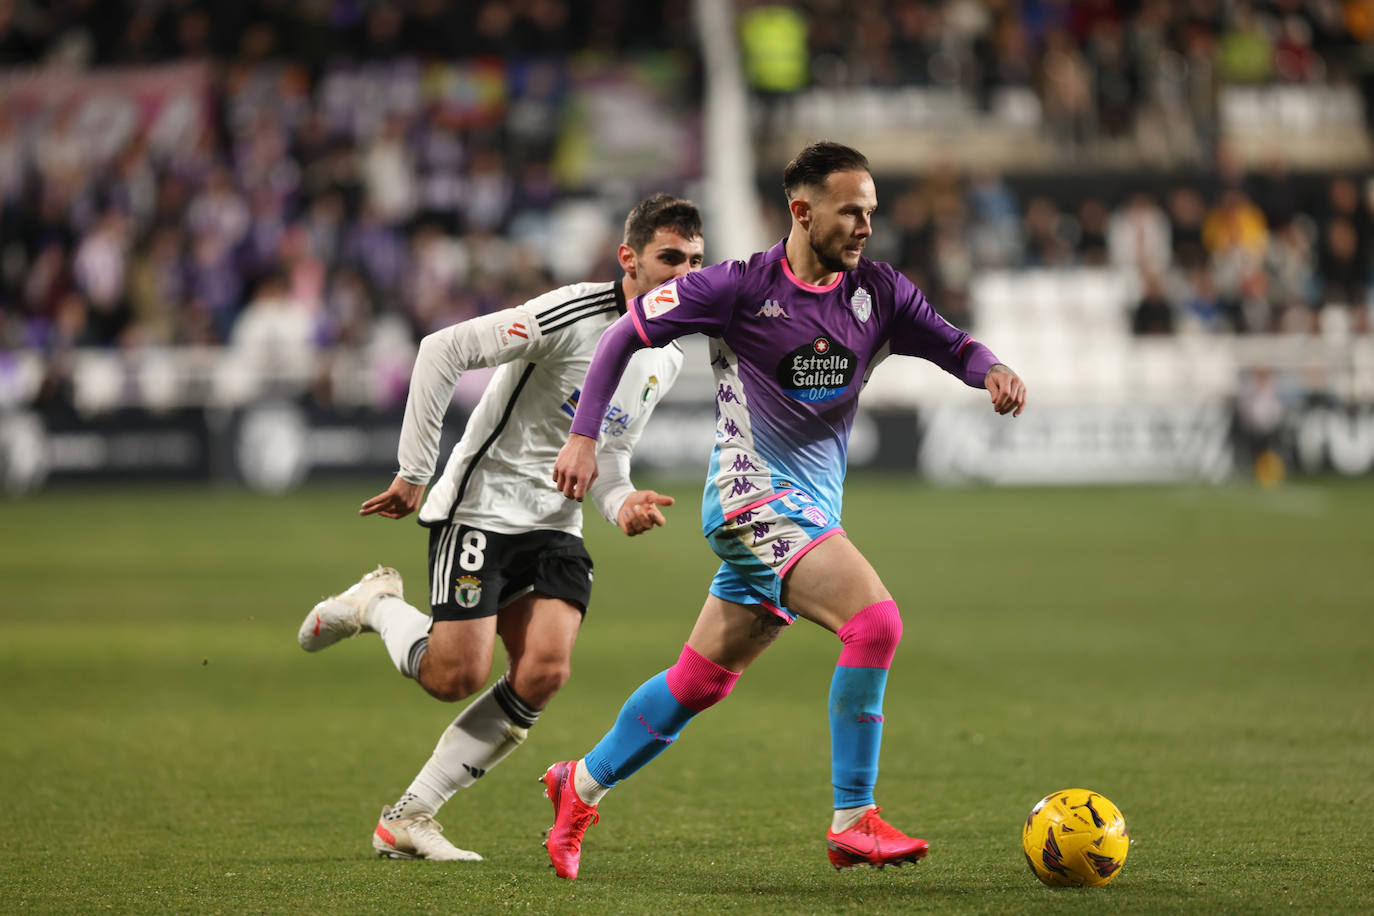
{"left": 642, "top": 280, "right": 680, "bottom": 318}
{"left": 455, "top": 575, "right": 482, "bottom": 609}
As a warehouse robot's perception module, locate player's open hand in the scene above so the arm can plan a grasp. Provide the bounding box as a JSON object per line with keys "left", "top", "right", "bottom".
{"left": 617, "top": 489, "right": 675, "bottom": 536}
{"left": 986, "top": 365, "right": 1027, "bottom": 417}
{"left": 359, "top": 475, "right": 426, "bottom": 519}
{"left": 553, "top": 434, "right": 599, "bottom": 501}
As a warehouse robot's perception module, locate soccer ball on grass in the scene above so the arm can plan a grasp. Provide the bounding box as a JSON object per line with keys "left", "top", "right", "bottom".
{"left": 1021, "top": 788, "right": 1129, "bottom": 887}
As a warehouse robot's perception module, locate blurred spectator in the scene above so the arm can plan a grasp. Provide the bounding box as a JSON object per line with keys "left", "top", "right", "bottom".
{"left": 1266, "top": 219, "right": 1319, "bottom": 308}
{"left": 1218, "top": 1, "right": 1275, "bottom": 83}
{"left": 1076, "top": 197, "right": 1110, "bottom": 266}
{"left": 1087, "top": 20, "right": 1139, "bottom": 138}
{"left": 72, "top": 210, "right": 132, "bottom": 344}
{"left": 1039, "top": 29, "right": 1096, "bottom": 148}
{"left": 1319, "top": 217, "right": 1369, "bottom": 311}
{"left": 1109, "top": 192, "right": 1172, "bottom": 276}
{"left": 738, "top": 2, "right": 808, "bottom": 94}
{"left": 1203, "top": 189, "right": 1269, "bottom": 260}
{"left": 1178, "top": 266, "right": 1228, "bottom": 333}
{"left": 362, "top": 115, "right": 419, "bottom": 226}
{"left": 187, "top": 232, "right": 243, "bottom": 341}
{"left": 1234, "top": 366, "right": 1288, "bottom": 477}
{"left": 1273, "top": 12, "right": 1321, "bottom": 82}
{"left": 1132, "top": 272, "right": 1176, "bottom": 335}
{"left": 126, "top": 226, "right": 187, "bottom": 345}
{"left": 1247, "top": 158, "right": 1301, "bottom": 230}
{"left": 1022, "top": 196, "right": 1076, "bottom": 267}
{"left": 1168, "top": 186, "right": 1209, "bottom": 270}
{"left": 186, "top": 167, "right": 250, "bottom": 251}
{"left": 1234, "top": 267, "right": 1275, "bottom": 333}
{"left": 965, "top": 170, "right": 1021, "bottom": 268}
{"left": 228, "top": 271, "right": 316, "bottom": 390}
{"left": 974, "top": 10, "right": 1035, "bottom": 105}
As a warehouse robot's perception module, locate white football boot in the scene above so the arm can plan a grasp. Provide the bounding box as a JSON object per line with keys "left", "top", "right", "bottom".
{"left": 297, "top": 565, "right": 403, "bottom": 652}
{"left": 372, "top": 806, "right": 482, "bottom": 862}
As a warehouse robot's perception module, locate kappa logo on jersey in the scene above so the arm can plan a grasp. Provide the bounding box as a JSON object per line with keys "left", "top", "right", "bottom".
{"left": 642, "top": 280, "right": 680, "bottom": 318}
{"left": 455, "top": 575, "right": 482, "bottom": 609}
{"left": 849, "top": 287, "right": 872, "bottom": 323}
{"left": 774, "top": 336, "right": 859, "bottom": 403}
{"left": 494, "top": 310, "right": 532, "bottom": 352}
{"left": 756, "top": 299, "right": 789, "bottom": 319}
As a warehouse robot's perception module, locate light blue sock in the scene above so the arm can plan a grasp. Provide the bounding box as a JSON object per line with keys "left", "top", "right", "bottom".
{"left": 583, "top": 672, "right": 696, "bottom": 787}
{"left": 829, "top": 666, "right": 889, "bottom": 808}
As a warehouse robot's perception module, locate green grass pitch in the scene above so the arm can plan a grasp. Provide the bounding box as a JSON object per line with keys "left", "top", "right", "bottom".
{"left": 2, "top": 477, "right": 1372, "bottom": 914}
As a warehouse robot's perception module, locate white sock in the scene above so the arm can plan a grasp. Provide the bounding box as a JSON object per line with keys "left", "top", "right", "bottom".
{"left": 394, "top": 674, "right": 536, "bottom": 815}
{"left": 573, "top": 757, "right": 610, "bottom": 806}
{"left": 370, "top": 595, "right": 431, "bottom": 679}
{"left": 831, "top": 804, "right": 876, "bottom": 833}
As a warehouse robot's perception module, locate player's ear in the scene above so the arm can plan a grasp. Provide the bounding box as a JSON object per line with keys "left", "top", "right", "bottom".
{"left": 617, "top": 242, "right": 637, "bottom": 278}
{"left": 790, "top": 196, "right": 811, "bottom": 228}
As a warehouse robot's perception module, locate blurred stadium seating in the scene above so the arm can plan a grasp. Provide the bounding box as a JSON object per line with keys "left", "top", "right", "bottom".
{"left": 1, "top": 1, "right": 1372, "bottom": 492}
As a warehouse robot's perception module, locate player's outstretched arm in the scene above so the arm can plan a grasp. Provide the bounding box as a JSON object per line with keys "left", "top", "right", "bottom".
{"left": 359, "top": 475, "right": 426, "bottom": 519}
{"left": 985, "top": 364, "right": 1027, "bottom": 417}
{"left": 553, "top": 434, "right": 599, "bottom": 501}
{"left": 616, "top": 490, "right": 676, "bottom": 536}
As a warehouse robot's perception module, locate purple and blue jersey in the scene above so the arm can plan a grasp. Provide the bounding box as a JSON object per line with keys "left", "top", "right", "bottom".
{"left": 572, "top": 241, "right": 999, "bottom": 541}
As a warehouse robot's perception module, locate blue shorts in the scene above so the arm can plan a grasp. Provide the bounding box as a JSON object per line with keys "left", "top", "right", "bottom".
{"left": 705, "top": 488, "right": 845, "bottom": 623}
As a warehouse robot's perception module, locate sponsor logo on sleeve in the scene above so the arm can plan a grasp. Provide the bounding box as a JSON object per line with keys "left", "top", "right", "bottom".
{"left": 494, "top": 310, "right": 532, "bottom": 351}
{"left": 641, "top": 374, "right": 659, "bottom": 404}
{"left": 642, "top": 280, "right": 680, "bottom": 319}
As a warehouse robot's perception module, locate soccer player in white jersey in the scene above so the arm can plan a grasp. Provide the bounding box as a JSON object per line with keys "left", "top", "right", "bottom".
{"left": 544, "top": 143, "right": 1027, "bottom": 878}
{"left": 296, "top": 194, "right": 705, "bottom": 862}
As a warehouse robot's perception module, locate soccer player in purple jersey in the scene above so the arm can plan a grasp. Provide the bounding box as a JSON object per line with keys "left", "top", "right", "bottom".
{"left": 543, "top": 142, "right": 1026, "bottom": 878}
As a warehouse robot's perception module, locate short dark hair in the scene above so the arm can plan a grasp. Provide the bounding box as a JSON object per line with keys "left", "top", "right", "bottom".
{"left": 623, "top": 193, "right": 703, "bottom": 252}
{"left": 783, "top": 141, "right": 871, "bottom": 200}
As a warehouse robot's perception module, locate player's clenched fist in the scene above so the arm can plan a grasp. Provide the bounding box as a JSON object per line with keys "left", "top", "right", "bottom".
{"left": 985, "top": 365, "right": 1027, "bottom": 417}
{"left": 553, "top": 434, "right": 599, "bottom": 501}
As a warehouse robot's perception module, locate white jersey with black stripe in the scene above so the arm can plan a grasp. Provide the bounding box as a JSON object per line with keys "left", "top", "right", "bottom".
{"left": 396, "top": 280, "right": 682, "bottom": 536}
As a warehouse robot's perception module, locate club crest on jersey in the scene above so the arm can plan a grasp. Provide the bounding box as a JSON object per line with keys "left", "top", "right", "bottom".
{"left": 756, "top": 299, "right": 789, "bottom": 319}
{"left": 494, "top": 310, "right": 532, "bottom": 351}
{"left": 454, "top": 575, "right": 482, "bottom": 609}
{"left": 641, "top": 375, "right": 659, "bottom": 404}
{"left": 849, "top": 287, "right": 872, "bottom": 323}
{"left": 642, "top": 280, "right": 680, "bottom": 319}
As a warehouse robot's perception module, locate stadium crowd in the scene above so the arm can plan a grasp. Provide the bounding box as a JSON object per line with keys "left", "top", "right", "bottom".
{"left": 1, "top": 0, "right": 1372, "bottom": 403}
